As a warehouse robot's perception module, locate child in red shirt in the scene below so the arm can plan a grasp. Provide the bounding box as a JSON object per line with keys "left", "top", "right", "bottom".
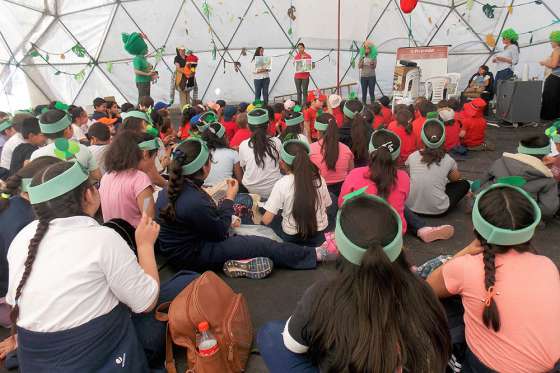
{"left": 371, "top": 102, "right": 385, "bottom": 129}
{"left": 229, "top": 113, "right": 251, "bottom": 150}
{"left": 327, "top": 94, "right": 344, "bottom": 127}
{"left": 221, "top": 106, "right": 238, "bottom": 141}
{"left": 304, "top": 92, "right": 326, "bottom": 140}
{"left": 379, "top": 96, "right": 393, "bottom": 125}
{"left": 459, "top": 98, "right": 494, "bottom": 151}
{"left": 412, "top": 101, "right": 437, "bottom": 145}
{"left": 388, "top": 108, "right": 417, "bottom": 163}
{"left": 437, "top": 107, "right": 461, "bottom": 151}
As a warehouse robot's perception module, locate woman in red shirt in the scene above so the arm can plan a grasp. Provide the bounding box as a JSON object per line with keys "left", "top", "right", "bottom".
{"left": 388, "top": 107, "right": 417, "bottom": 164}
{"left": 294, "top": 43, "right": 312, "bottom": 105}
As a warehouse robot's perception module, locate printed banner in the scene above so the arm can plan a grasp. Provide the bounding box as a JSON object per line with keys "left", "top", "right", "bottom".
{"left": 396, "top": 46, "right": 449, "bottom": 81}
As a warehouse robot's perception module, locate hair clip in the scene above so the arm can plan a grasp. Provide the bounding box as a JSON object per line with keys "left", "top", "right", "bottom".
{"left": 381, "top": 141, "right": 395, "bottom": 152}
{"left": 482, "top": 286, "right": 500, "bottom": 307}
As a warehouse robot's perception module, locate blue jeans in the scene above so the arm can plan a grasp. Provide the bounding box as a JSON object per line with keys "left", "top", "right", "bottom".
{"left": 132, "top": 270, "right": 199, "bottom": 369}
{"left": 360, "top": 76, "right": 376, "bottom": 104}
{"left": 254, "top": 77, "right": 270, "bottom": 105}
{"left": 257, "top": 320, "right": 319, "bottom": 373}
{"left": 404, "top": 206, "right": 427, "bottom": 236}
{"left": 494, "top": 68, "right": 513, "bottom": 96}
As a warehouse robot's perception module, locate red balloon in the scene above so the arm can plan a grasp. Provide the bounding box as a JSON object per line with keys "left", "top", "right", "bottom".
{"left": 400, "top": 0, "right": 418, "bottom": 13}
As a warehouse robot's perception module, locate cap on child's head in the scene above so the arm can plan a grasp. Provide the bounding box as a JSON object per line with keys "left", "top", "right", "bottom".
{"left": 224, "top": 106, "right": 237, "bottom": 121}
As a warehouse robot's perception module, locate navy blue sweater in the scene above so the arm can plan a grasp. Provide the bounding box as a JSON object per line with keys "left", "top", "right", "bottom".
{"left": 156, "top": 179, "right": 234, "bottom": 262}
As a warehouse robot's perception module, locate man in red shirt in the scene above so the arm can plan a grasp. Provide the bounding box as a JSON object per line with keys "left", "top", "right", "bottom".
{"left": 304, "top": 91, "right": 326, "bottom": 141}
{"left": 294, "top": 43, "right": 312, "bottom": 105}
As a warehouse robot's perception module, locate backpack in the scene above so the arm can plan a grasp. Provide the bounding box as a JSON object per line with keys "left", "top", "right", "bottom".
{"left": 155, "top": 271, "right": 253, "bottom": 373}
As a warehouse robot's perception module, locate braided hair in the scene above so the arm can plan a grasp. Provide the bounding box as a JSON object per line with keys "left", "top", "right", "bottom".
{"left": 9, "top": 162, "right": 92, "bottom": 333}
{"left": 475, "top": 187, "right": 537, "bottom": 332}
{"left": 0, "top": 156, "right": 61, "bottom": 213}
{"left": 159, "top": 140, "right": 210, "bottom": 224}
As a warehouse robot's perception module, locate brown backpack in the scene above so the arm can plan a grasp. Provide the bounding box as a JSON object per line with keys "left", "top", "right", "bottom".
{"left": 155, "top": 271, "right": 253, "bottom": 373}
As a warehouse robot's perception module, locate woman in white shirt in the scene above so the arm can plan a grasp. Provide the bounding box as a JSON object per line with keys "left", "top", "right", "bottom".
{"left": 5, "top": 160, "right": 195, "bottom": 371}
{"left": 253, "top": 47, "right": 271, "bottom": 105}
{"left": 492, "top": 28, "right": 520, "bottom": 94}
{"left": 201, "top": 122, "right": 243, "bottom": 187}
{"left": 238, "top": 108, "right": 282, "bottom": 199}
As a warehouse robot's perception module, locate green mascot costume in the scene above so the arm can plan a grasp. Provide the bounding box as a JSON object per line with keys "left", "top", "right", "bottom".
{"left": 122, "top": 32, "right": 156, "bottom": 104}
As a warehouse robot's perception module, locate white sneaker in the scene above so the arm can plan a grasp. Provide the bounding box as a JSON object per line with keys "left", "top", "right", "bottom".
{"left": 417, "top": 225, "right": 454, "bottom": 243}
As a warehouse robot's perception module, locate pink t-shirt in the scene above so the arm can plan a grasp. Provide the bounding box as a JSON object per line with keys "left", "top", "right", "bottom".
{"left": 310, "top": 140, "right": 354, "bottom": 185}
{"left": 338, "top": 167, "right": 410, "bottom": 233}
{"left": 442, "top": 251, "right": 560, "bottom": 372}
{"left": 99, "top": 169, "right": 153, "bottom": 227}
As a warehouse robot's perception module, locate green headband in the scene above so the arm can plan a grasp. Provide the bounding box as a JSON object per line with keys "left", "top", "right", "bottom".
{"left": 501, "top": 28, "right": 519, "bottom": 42}
{"left": 121, "top": 110, "right": 150, "bottom": 123}
{"left": 314, "top": 119, "right": 330, "bottom": 132}
{"left": 472, "top": 183, "right": 540, "bottom": 245}
{"left": 196, "top": 121, "right": 210, "bottom": 132}
{"left": 138, "top": 138, "right": 160, "bottom": 151}
{"left": 281, "top": 139, "right": 310, "bottom": 165}
{"left": 208, "top": 123, "right": 226, "bottom": 138}
{"left": 180, "top": 138, "right": 210, "bottom": 175}
{"left": 545, "top": 122, "right": 560, "bottom": 143}
{"left": 369, "top": 129, "right": 401, "bottom": 161}
{"left": 0, "top": 119, "right": 13, "bottom": 132}
{"left": 517, "top": 143, "right": 551, "bottom": 156}
{"left": 39, "top": 115, "right": 72, "bottom": 134}
{"left": 343, "top": 101, "right": 359, "bottom": 119}
{"left": 335, "top": 187, "right": 402, "bottom": 265}
{"left": 550, "top": 31, "right": 560, "bottom": 44}
{"left": 28, "top": 161, "right": 89, "bottom": 205}
{"left": 285, "top": 113, "right": 304, "bottom": 127}
{"left": 21, "top": 178, "right": 32, "bottom": 193}
{"left": 247, "top": 109, "right": 269, "bottom": 126}
{"left": 421, "top": 119, "right": 446, "bottom": 149}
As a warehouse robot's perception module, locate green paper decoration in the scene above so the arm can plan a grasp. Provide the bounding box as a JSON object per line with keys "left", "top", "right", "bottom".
{"left": 288, "top": 27, "right": 293, "bottom": 36}
{"left": 212, "top": 43, "right": 217, "bottom": 60}
{"left": 496, "top": 176, "right": 526, "bottom": 187}
{"left": 29, "top": 49, "right": 40, "bottom": 57}
{"left": 45, "top": 54, "right": 49, "bottom": 62}
{"left": 293, "top": 105, "right": 302, "bottom": 113}
{"left": 106, "top": 62, "right": 113, "bottom": 73}
{"left": 348, "top": 91, "right": 357, "bottom": 100}
{"left": 466, "top": 0, "right": 474, "bottom": 11}
{"left": 71, "top": 43, "right": 86, "bottom": 58}
{"left": 202, "top": 1, "right": 212, "bottom": 19}
{"left": 54, "top": 138, "right": 80, "bottom": 161}
{"left": 483, "top": 4, "right": 497, "bottom": 19}
{"left": 74, "top": 70, "right": 86, "bottom": 81}
{"left": 154, "top": 47, "right": 164, "bottom": 64}
{"left": 55, "top": 71, "right": 61, "bottom": 76}
{"left": 54, "top": 101, "right": 69, "bottom": 112}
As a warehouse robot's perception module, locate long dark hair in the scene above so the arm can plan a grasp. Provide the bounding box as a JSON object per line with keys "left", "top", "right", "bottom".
{"left": 202, "top": 123, "right": 228, "bottom": 150}
{"left": 317, "top": 113, "right": 339, "bottom": 171}
{"left": 306, "top": 196, "right": 451, "bottom": 372}
{"left": 283, "top": 141, "right": 322, "bottom": 238}
{"left": 420, "top": 121, "right": 446, "bottom": 167}
{"left": 159, "top": 140, "right": 210, "bottom": 224}
{"left": 10, "top": 162, "right": 93, "bottom": 333}
{"left": 475, "top": 187, "right": 538, "bottom": 332}
{"left": 0, "top": 156, "right": 61, "bottom": 213}
{"left": 252, "top": 46, "right": 264, "bottom": 61}
{"left": 369, "top": 130, "right": 398, "bottom": 199}
{"left": 280, "top": 112, "right": 303, "bottom": 142}
{"left": 248, "top": 109, "right": 279, "bottom": 168}
{"left": 396, "top": 108, "right": 413, "bottom": 135}
{"left": 104, "top": 131, "right": 157, "bottom": 173}
{"left": 344, "top": 101, "right": 369, "bottom": 162}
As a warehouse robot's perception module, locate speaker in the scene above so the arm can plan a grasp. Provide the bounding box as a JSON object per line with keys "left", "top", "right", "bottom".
{"left": 496, "top": 80, "right": 543, "bottom": 123}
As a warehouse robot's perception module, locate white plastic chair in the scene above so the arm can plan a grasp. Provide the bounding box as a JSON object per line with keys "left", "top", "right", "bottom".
{"left": 392, "top": 68, "right": 420, "bottom": 110}
{"left": 424, "top": 76, "right": 451, "bottom": 104}
{"left": 445, "top": 73, "right": 461, "bottom": 99}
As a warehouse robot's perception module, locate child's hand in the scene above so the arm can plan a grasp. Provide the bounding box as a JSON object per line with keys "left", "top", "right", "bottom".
{"left": 135, "top": 213, "right": 160, "bottom": 249}
{"left": 225, "top": 178, "right": 239, "bottom": 200}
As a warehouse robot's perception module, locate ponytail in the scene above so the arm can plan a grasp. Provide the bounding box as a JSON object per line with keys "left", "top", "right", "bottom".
{"left": 368, "top": 130, "right": 399, "bottom": 199}
{"left": 249, "top": 126, "right": 279, "bottom": 168}
{"left": 317, "top": 113, "right": 339, "bottom": 171}
{"left": 285, "top": 142, "right": 321, "bottom": 238}
{"left": 350, "top": 113, "right": 369, "bottom": 161}
{"left": 396, "top": 109, "right": 413, "bottom": 135}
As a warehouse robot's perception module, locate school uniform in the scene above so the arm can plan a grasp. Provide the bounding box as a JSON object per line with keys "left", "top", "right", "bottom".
{"left": 155, "top": 179, "right": 317, "bottom": 271}
{"left": 6, "top": 216, "right": 160, "bottom": 372}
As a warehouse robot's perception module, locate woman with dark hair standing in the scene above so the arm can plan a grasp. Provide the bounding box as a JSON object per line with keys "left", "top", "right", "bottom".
{"left": 257, "top": 190, "right": 451, "bottom": 373}
{"left": 294, "top": 43, "right": 312, "bottom": 105}
{"left": 492, "top": 28, "right": 520, "bottom": 94}
{"left": 427, "top": 184, "right": 560, "bottom": 372}
{"left": 309, "top": 113, "right": 354, "bottom": 196}
{"left": 253, "top": 47, "right": 271, "bottom": 105}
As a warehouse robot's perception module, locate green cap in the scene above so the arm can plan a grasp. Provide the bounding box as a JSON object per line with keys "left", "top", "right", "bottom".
{"left": 336, "top": 187, "right": 402, "bottom": 265}
{"left": 550, "top": 31, "right": 560, "bottom": 44}
{"left": 501, "top": 28, "right": 519, "bottom": 42}
{"left": 472, "top": 183, "right": 540, "bottom": 245}
{"left": 28, "top": 161, "right": 89, "bottom": 205}
{"left": 122, "top": 32, "right": 148, "bottom": 56}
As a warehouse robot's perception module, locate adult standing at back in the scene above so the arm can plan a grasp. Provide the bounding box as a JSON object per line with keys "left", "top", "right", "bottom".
{"left": 358, "top": 41, "right": 377, "bottom": 105}
{"left": 294, "top": 43, "right": 312, "bottom": 106}
{"left": 492, "top": 28, "right": 519, "bottom": 95}
{"left": 253, "top": 47, "right": 271, "bottom": 106}
{"left": 540, "top": 31, "right": 560, "bottom": 120}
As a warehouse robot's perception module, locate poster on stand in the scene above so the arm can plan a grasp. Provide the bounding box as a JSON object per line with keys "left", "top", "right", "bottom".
{"left": 395, "top": 46, "right": 449, "bottom": 82}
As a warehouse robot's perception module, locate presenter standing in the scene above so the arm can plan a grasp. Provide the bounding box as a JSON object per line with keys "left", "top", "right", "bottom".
{"left": 492, "top": 28, "right": 520, "bottom": 94}
{"left": 253, "top": 47, "right": 271, "bottom": 105}
{"left": 358, "top": 40, "right": 377, "bottom": 104}
{"left": 294, "top": 43, "right": 312, "bottom": 106}
{"left": 540, "top": 31, "right": 560, "bottom": 120}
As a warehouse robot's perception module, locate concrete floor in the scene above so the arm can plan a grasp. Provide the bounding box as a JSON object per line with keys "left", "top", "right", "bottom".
{"left": 2, "top": 123, "right": 560, "bottom": 372}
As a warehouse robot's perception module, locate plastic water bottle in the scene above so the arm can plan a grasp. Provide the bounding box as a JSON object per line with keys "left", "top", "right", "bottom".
{"left": 196, "top": 321, "right": 219, "bottom": 357}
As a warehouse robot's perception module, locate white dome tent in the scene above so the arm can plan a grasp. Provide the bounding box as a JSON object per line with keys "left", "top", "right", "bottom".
{"left": 0, "top": 0, "right": 558, "bottom": 110}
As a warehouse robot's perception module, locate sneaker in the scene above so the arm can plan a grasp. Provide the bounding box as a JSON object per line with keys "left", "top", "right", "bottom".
{"left": 316, "top": 232, "right": 339, "bottom": 261}
{"left": 223, "top": 257, "right": 273, "bottom": 279}
{"left": 417, "top": 225, "right": 454, "bottom": 243}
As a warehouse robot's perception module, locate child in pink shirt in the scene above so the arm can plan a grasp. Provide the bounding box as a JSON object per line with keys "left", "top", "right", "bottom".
{"left": 99, "top": 131, "right": 157, "bottom": 227}
{"left": 309, "top": 113, "right": 354, "bottom": 196}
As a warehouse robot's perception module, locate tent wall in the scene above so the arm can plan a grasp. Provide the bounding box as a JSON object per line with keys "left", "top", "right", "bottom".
{"left": 0, "top": 0, "right": 558, "bottom": 110}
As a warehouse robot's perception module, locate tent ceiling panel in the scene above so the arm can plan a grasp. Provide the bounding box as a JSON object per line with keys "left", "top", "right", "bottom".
{"left": 74, "top": 66, "right": 127, "bottom": 107}
{"left": 20, "top": 64, "right": 93, "bottom": 103}
{"left": 57, "top": 0, "right": 115, "bottom": 15}
{"left": 0, "top": 1, "right": 43, "bottom": 58}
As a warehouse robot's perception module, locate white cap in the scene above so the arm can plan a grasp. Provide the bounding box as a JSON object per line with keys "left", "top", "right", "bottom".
{"left": 328, "top": 94, "right": 342, "bottom": 109}
{"left": 284, "top": 100, "right": 296, "bottom": 111}
{"left": 439, "top": 108, "right": 455, "bottom": 122}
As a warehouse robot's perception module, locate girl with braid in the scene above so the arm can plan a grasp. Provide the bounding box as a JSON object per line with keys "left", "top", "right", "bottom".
{"left": 4, "top": 159, "right": 178, "bottom": 371}
{"left": 156, "top": 137, "right": 337, "bottom": 279}
{"left": 427, "top": 184, "right": 560, "bottom": 372}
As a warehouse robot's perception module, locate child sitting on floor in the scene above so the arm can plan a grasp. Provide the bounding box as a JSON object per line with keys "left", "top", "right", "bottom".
{"left": 339, "top": 99, "right": 371, "bottom": 167}
{"left": 427, "top": 183, "right": 560, "bottom": 372}
{"left": 262, "top": 140, "right": 331, "bottom": 246}
{"left": 388, "top": 106, "right": 417, "bottom": 164}
{"left": 459, "top": 98, "right": 494, "bottom": 151}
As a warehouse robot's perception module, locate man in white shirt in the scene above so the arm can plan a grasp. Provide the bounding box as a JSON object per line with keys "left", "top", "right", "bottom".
{"left": 0, "top": 113, "right": 33, "bottom": 175}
